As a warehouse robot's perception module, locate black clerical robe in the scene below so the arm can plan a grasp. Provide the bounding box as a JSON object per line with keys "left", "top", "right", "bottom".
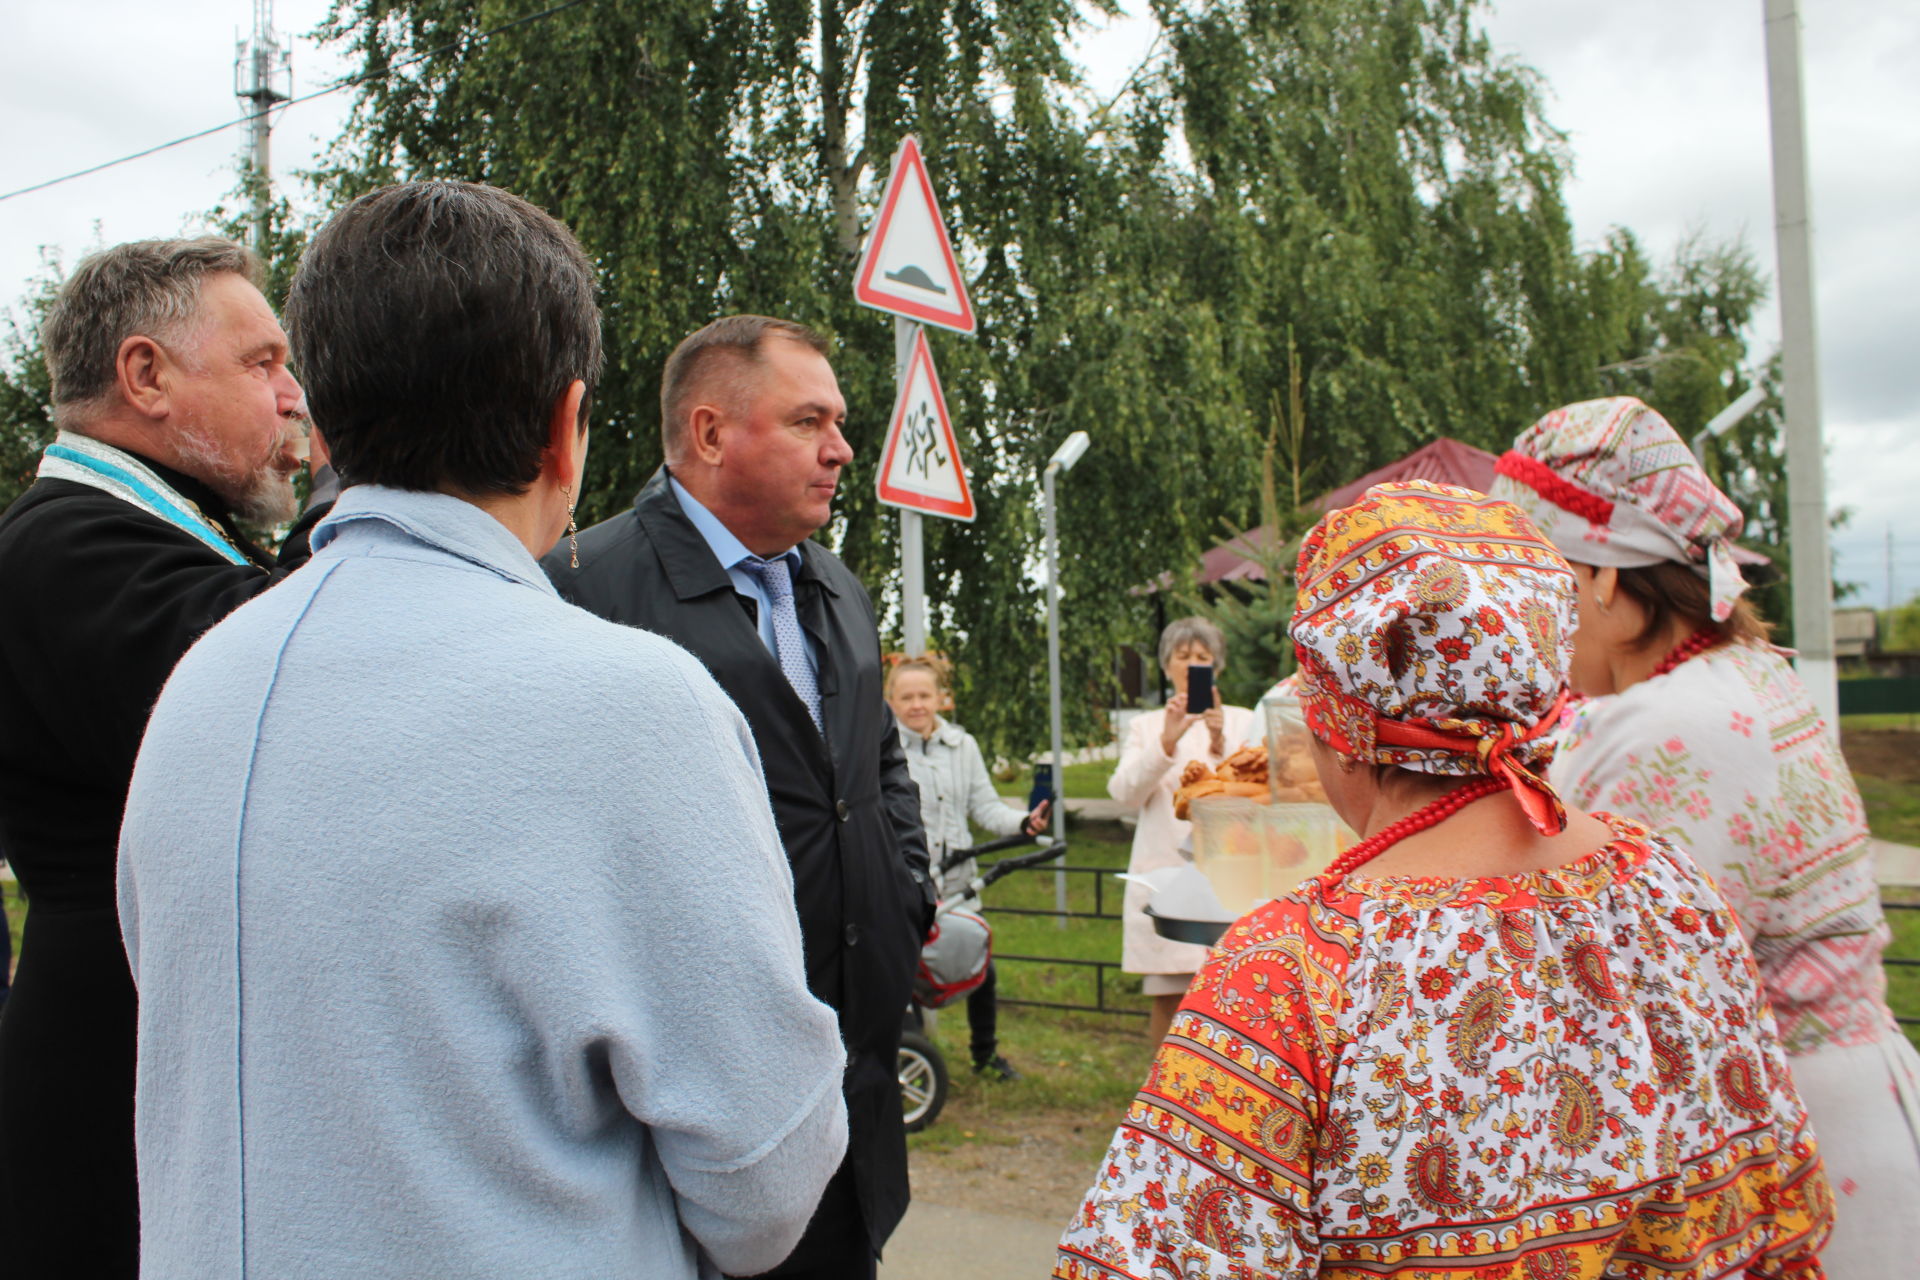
{"left": 0, "top": 452, "right": 327, "bottom": 1278}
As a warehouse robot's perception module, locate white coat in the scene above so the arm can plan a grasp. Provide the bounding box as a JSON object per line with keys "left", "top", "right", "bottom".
{"left": 896, "top": 717, "right": 1029, "bottom": 897}
{"left": 1110, "top": 704, "right": 1257, "bottom": 975}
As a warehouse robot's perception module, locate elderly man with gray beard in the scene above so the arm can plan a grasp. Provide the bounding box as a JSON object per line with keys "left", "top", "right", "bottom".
{"left": 0, "top": 237, "right": 324, "bottom": 1278}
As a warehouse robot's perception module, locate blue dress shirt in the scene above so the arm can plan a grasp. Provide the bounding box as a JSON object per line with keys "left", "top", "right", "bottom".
{"left": 668, "top": 474, "right": 821, "bottom": 676}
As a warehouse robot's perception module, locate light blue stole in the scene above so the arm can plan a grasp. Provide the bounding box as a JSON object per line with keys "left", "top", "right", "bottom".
{"left": 38, "top": 431, "right": 251, "bottom": 566}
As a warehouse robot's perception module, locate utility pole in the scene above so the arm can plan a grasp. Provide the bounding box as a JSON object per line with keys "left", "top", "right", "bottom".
{"left": 235, "top": 0, "right": 292, "bottom": 252}
{"left": 1762, "top": 0, "right": 1838, "bottom": 724}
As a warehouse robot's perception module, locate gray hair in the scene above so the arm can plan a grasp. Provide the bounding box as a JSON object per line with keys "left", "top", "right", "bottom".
{"left": 41, "top": 237, "right": 262, "bottom": 429}
{"left": 1158, "top": 615, "right": 1227, "bottom": 671}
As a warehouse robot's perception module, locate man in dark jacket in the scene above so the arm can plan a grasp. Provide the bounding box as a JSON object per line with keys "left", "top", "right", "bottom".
{"left": 0, "top": 237, "right": 328, "bottom": 1277}
{"left": 543, "top": 315, "right": 931, "bottom": 1280}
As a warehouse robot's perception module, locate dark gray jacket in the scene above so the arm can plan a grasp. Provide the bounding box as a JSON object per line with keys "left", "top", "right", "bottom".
{"left": 542, "top": 466, "right": 930, "bottom": 1256}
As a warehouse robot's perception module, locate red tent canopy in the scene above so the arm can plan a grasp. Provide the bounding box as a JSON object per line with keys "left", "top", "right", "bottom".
{"left": 1191, "top": 438, "right": 1497, "bottom": 586}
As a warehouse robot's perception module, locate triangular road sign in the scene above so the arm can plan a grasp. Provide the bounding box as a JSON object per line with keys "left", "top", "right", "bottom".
{"left": 853, "top": 136, "right": 977, "bottom": 334}
{"left": 875, "top": 328, "right": 975, "bottom": 521}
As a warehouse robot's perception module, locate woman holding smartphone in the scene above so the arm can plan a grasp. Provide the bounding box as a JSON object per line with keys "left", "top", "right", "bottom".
{"left": 1108, "top": 617, "right": 1255, "bottom": 1043}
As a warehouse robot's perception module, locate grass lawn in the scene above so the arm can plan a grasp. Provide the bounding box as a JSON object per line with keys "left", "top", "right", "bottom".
{"left": 908, "top": 811, "right": 1150, "bottom": 1173}
{"left": 995, "top": 756, "right": 1117, "bottom": 802}
{"left": 1858, "top": 772, "right": 1920, "bottom": 846}
{"left": 1884, "top": 888, "right": 1920, "bottom": 1053}
{"left": 1842, "top": 713, "right": 1920, "bottom": 733}
{"left": 1846, "top": 724, "right": 1920, "bottom": 1049}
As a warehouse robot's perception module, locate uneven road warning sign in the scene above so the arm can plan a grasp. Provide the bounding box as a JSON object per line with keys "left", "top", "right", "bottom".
{"left": 876, "top": 328, "right": 975, "bottom": 521}
{"left": 854, "top": 136, "right": 977, "bottom": 334}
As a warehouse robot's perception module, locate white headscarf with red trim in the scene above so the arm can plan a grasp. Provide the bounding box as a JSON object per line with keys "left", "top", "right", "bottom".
{"left": 1489, "top": 397, "right": 1750, "bottom": 622}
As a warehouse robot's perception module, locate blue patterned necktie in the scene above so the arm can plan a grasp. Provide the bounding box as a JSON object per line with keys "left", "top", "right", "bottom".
{"left": 740, "top": 555, "right": 823, "bottom": 732}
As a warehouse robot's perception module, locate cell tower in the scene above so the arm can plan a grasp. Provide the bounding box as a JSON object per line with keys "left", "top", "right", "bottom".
{"left": 234, "top": 0, "right": 293, "bottom": 251}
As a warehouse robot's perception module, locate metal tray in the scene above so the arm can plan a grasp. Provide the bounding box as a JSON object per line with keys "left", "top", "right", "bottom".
{"left": 1143, "top": 904, "right": 1228, "bottom": 947}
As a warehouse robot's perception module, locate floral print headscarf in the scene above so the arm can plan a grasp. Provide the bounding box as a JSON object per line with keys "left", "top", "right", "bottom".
{"left": 1489, "top": 396, "right": 1750, "bottom": 621}
{"left": 1289, "top": 480, "right": 1578, "bottom": 834}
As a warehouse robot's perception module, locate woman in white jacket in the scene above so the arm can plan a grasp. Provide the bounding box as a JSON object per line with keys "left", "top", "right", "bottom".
{"left": 1110, "top": 617, "right": 1256, "bottom": 1043}
{"left": 888, "top": 657, "right": 1048, "bottom": 1081}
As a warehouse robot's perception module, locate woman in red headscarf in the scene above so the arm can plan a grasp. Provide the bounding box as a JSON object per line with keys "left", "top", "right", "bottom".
{"left": 1055, "top": 481, "right": 1831, "bottom": 1279}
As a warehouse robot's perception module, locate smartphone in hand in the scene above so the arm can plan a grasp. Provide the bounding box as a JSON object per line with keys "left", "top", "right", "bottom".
{"left": 1028, "top": 763, "right": 1055, "bottom": 810}
{"left": 1186, "top": 663, "right": 1214, "bottom": 714}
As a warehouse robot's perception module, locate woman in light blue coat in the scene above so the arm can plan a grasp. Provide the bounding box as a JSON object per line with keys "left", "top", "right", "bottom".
{"left": 888, "top": 657, "right": 1048, "bottom": 1080}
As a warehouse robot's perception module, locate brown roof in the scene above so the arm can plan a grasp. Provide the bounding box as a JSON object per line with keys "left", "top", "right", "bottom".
{"left": 1315, "top": 437, "right": 1498, "bottom": 512}
{"left": 1191, "top": 438, "right": 1497, "bottom": 587}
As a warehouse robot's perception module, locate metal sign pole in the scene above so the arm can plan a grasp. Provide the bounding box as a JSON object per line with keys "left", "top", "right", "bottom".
{"left": 895, "top": 317, "right": 927, "bottom": 656}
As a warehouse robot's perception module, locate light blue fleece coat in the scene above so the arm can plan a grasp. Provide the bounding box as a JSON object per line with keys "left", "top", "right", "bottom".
{"left": 118, "top": 486, "right": 848, "bottom": 1279}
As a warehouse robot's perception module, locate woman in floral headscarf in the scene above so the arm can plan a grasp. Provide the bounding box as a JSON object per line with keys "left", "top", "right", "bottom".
{"left": 1490, "top": 396, "right": 1920, "bottom": 1276}
{"left": 1056, "top": 481, "right": 1831, "bottom": 1280}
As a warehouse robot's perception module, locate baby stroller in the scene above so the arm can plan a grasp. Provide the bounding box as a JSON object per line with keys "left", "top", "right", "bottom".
{"left": 898, "top": 833, "right": 1068, "bottom": 1132}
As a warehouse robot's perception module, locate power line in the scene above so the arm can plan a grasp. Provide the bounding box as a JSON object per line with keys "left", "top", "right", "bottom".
{"left": 0, "top": 0, "right": 598, "bottom": 205}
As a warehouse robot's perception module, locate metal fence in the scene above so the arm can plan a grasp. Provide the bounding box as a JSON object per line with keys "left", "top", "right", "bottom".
{"left": 977, "top": 860, "right": 1146, "bottom": 1018}
{"left": 978, "top": 861, "right": 1125, "bottom": 923}
{"left": 993, "top": 952, "right": 1145, "bottom": 1018}
{"left": 1839, "top": 677, "right": 1920, "bottom": 716}
{"left": 980, "top": 862, "right": 1920, "bottom": 1030}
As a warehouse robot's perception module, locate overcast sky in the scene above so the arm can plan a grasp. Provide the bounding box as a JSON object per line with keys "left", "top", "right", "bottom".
{"left": 2, "top": 0, "right": 1914, "bottom": 605}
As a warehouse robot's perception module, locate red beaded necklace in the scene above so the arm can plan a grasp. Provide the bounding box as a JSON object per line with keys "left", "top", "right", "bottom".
{"left": 1322, "top": 775, "right": 1509, "bottom": 882}
{"left": 1650, "top": 626, "right": 1722, "bottom": 679}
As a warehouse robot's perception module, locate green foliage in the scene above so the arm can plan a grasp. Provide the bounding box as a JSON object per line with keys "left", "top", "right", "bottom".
{"left": 1883, "top": 593, "right": 1920, "bottom": 654}
{"left": 0, "top": 0, "right": 1827, "bottom": 759}
{"left": 206, "top": 174, "right": 312, "bottom": 313}
{"left": 1583, "top": 229, "right": 1855, "bottom": 639}
{"left": 305, "top": 0, "right": 1641, "bottom": 759}
{"left": 0, "top": 258, "right": 60, "bottom": 511}
{"left": 1184, "top": 334, "right": 1315, "bottom": 706}
{"left": 308, "top": 0, "right": 1255, "bottom": 762}
{"left": 1153, "top": 0, "right": 1602, "bottom": 461}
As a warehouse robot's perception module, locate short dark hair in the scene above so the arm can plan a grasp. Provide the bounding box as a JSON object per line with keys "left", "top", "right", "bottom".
{"left": 659, "top": 316, "right": 829, "bottom": 460}
{"left": 285, "top": 181, "right": 603, "bottom": 495}
{"left": 42, "top": 237, "right": 261, "bottom": 428}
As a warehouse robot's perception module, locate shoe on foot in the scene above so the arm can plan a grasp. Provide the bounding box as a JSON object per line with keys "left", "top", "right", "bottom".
{"left": 972, "top": 1053, "right": 1020, "bottom": 1082}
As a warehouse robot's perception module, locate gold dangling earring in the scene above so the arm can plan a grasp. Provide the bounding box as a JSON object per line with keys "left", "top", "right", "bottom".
{"left": 1338, "top": 753, "right": 1359, "bottom": 774}
{"left": 562, "top": 484, "right": 580, "bottom": 569}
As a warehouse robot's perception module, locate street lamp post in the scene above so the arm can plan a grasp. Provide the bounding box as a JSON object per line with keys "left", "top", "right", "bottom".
{"left": 1043, "top": 430, "right": 1090, "bottom": 925}
{"left": 1690, "top": 384, "right": 1771, "bottom": 464}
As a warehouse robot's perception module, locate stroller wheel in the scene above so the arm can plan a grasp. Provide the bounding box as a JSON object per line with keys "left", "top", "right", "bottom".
{"left": 898, "top": 1029, "right": 948, "bottom": 1133}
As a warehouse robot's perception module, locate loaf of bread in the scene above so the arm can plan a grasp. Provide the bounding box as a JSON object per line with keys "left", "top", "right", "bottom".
{"left": 1172, "top": 777, "right": 1226, "bottom": 820}
{"left": 1217, "top": 746, "right": 1269, "bottom": 784}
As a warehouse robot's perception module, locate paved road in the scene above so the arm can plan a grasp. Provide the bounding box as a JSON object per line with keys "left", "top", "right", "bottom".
{"left": 879, "top": 1201, "right": 1063, "bottom": 1280}
{"left": 1876, "top": 838, "right": 1920, "bottom": 888}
